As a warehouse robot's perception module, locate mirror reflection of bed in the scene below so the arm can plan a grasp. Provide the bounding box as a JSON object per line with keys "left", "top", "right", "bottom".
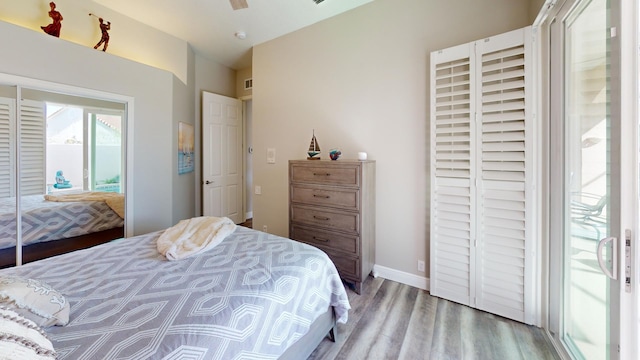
{"left": 0, "top": 85, "right": 126, "bottom": 268}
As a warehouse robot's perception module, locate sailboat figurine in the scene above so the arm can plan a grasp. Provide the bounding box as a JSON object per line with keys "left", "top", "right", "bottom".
{"left": 307, "top": 130, "right": 321, "bottom": 160}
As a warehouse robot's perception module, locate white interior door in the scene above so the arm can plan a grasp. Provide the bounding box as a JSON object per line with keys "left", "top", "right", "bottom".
{"left": 202, "top": 91, "right": 243, "bottom": 224}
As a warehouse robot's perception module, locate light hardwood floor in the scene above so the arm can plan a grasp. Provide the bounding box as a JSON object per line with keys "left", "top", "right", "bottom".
{"left": 309, "top": 276, "right": 559, "bottom": 360}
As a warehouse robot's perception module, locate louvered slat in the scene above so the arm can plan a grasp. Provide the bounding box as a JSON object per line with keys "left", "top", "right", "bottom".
{"left": 482, "top": 69, "right": 525, "bottom": 84}
{"left": 483, "top": 80, "right": 526, "bottom": 93}
{"left": 483, "top": 90, "right": 525, "bottom": 103}
{"left": 433, "top": 52, "right": 472, "bottom": 180}
{"left": 482, "top": 57, "right": 525, "bottom": 73}
{"left": 434, "top": 117, "right": 471, "bottom": 126}
{"left": 20, "top": 99, "right": 45, "bottom": 196}
{"left": 0, "top": 98, "right": 15, "bottom": 198}
{"left": 431, "top": 43, "right": 474, "bottom": 307}
{"left": 482, "top": 46, "right": 525, "bottom": 62}
{"left": 436, "top": 89, "right": 470, "bottom": 99}
{"left": 477, "top": 36, "right": 529, "bottom": 322}
{"left": 483, "top": 110, "right": 525, "bottom": 122}
{"left": 483, "top": 120, "right": 525, "bottom": 132}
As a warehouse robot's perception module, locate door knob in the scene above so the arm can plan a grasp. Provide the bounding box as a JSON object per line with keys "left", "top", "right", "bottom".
{"left": 205, "top": 180, "right": 213, "bottom": 185}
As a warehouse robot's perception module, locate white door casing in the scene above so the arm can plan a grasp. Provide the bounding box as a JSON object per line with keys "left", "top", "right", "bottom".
{"left": 202, "top": 91, "right": 243, "bottom": 224}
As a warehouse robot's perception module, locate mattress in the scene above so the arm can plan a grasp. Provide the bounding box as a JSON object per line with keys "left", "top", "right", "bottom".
{"left": 0, "top": 225, "right": 350, "bottom": 359}
{"left": 0, "top": 194, "right": 124, "bottom": 249}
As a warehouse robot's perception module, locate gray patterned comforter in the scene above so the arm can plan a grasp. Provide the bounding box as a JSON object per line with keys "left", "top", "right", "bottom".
{"left": 0, "top": 226, "right": 351, "bottom": 359}
{"left": 0, "top": 195, "right": 124, "bottom": 249}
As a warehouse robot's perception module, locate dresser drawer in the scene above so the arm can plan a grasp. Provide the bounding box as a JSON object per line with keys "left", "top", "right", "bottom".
{"left": 291, "top": 205, "right": 359, "bottom": 234}
{"left": 290, "top": 164, "right": 360, "bottom": 186}
{"left": 290, "top": 225, "right": 359, "bottom": 255}
{"left": 290, "top": 185, "right": 359, "bottom": 211}
{"left": 324, "top": 250, "right": 360, "bottom": 280}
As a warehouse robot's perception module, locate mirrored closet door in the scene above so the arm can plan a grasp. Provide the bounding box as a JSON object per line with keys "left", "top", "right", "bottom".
{"left": 0, "top": 78, "right": 128, "bottom": 268}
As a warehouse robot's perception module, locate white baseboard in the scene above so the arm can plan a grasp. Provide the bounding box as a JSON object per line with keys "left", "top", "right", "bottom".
{"left": 245, "top": 211, "right": 253, "bottom": 219}
{"left": 372, "top": 265, "right": 430, "bottom": 291}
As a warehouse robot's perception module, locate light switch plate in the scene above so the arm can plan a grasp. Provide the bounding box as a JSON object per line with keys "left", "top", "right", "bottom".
{"left": 267, "top": 148, "right": 276, "bottom": 164}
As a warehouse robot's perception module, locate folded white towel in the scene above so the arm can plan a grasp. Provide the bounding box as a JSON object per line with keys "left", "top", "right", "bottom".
{"left": 157, "top": 216, "right": 237, "bottom": 261}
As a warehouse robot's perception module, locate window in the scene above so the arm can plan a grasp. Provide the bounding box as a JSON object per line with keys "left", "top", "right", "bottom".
{"left": 45, "top": 103, "right": 123, "bottom": 193}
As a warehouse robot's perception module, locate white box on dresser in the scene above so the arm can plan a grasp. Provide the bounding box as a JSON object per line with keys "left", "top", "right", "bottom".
{"left": 289, "top": 159, "right": 375, "bottom": 294}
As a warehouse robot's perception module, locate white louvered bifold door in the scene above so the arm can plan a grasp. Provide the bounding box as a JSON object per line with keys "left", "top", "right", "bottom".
{"left": 430, "top": 42, "right": 476, "bottom": 307}
{"left": 430, "top": 26, "right": 535, "bottom": 324}
{"left": 475, "top": 27, "right": 533, "bottom": 323}
{"left": 19, "top": 99, "right": 45, "bottom": 196}
{"left": 0, "top": 97, "right": 15, "bottom": 198}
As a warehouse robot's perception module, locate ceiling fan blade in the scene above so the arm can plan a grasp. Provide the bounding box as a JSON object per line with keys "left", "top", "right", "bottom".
{"left": 230, "top": 0, "right": 248, "bottom": 10}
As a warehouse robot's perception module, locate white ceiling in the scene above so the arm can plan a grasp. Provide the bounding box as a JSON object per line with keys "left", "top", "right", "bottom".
{"left": 93, "top": 0, "right": 374, "bottom": 70}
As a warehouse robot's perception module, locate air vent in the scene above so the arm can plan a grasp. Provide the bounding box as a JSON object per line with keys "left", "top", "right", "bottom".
{"left": 244, "top": 78, "right": 253, "bottom": 90}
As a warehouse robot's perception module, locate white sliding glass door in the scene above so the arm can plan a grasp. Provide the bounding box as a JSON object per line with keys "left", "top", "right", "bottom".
{"left": 562, "top": 1, "right": 617, "bottom": 357}
{"left": 547, "top": 0, "right": 637, "bottom": 359}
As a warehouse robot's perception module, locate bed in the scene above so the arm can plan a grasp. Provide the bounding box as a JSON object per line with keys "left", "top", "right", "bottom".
{"left": 0, "top": 194, "right": 124, "bottom": 267}
{"left": 0, "top": 224, "right": 350, "bottom": 359}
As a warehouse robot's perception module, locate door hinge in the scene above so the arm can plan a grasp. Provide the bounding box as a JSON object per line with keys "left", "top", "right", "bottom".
{"left": 625, "top": 229, "right": 632, "bottom": 293}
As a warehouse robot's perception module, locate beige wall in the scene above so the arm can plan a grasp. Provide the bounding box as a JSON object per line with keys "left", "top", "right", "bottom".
{"left": 530, "top": 0, "right": 548, "bottom": 23}
{"left": 0, "top": 0, "right": 190, "bottom": 84}
{"left": 253, "top": 0, "right": 532, "bottom": 280}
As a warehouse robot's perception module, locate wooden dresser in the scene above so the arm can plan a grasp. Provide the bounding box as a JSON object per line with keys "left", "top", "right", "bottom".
{"left": 289, "top": 160, "right": 375, "bottom": 294}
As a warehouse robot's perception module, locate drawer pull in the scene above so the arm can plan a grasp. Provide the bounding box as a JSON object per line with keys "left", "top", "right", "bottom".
{"left": 313, "top": 194, "right": 330, "bottom": 199}
{"left": 313, "top": 172, "right": 331, "bottom": 176}
{"left": 313, "top": 215, "right": 330, "bottom": 221}
{"left": 313, "top": 236, "right": 329, "bottom": 242}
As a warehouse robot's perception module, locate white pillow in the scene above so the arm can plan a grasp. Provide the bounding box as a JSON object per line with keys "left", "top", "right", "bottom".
{"left": 0, "top": 307, "right": 57, "bottom": 360}
{"left": 0, "top": 276, "right": 69, "bottom": 327}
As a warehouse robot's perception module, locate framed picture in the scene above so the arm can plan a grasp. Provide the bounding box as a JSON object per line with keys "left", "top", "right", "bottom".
{"left": 178, "top": 122, "right": 194, "bottom": 174}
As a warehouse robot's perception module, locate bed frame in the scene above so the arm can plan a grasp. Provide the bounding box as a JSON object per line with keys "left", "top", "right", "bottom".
{"left": 0, "top": 226, "right": 124, "bottom": 268}
{"left": 280, "top": 306, "right": 337, "bottom": 360}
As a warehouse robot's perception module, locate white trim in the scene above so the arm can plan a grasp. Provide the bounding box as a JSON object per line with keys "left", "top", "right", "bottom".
{"left": 533, "top": 0, "right": 559, "bottom": 27}
{"left": 619, "top": 0, "right": 639, "bottom": 358}
{"left": 372, "top": 265, "right": 429, "bottom": 291}
{"left": 532, "top": 23, "right": 545, "bottom": 329}
{"left": 15, "top": 86, "right": 22, "bottom": 266}
{"left": 544, "top": 329, "right": 573, "bottom": 360}
{"left": 245, "top": 211, "right": 253, "bottom": 219}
